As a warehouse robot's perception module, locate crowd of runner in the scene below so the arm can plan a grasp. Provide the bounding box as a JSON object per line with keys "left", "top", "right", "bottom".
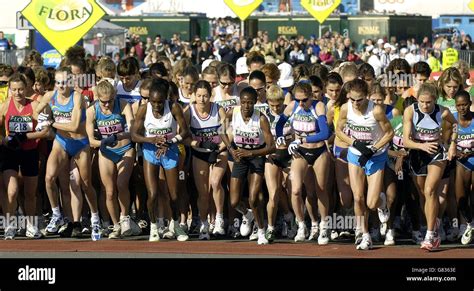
{"left": 0, "top": 31, "right": 472, "bottom": 252}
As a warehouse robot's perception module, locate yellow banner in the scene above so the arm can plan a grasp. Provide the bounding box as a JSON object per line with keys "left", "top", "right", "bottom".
{"left": 21, "top": 0, "right": 106, "bottom": 55}
{"left": 301, "top": 0, "right": 341, "bottom": 24}
{"left": 224, "top": 0, "right": 263, "bottom": 21}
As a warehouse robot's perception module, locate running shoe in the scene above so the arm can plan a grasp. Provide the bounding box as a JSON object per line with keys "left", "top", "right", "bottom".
{"left": 71, "top": 222, "right": 83, "bottom": 238}
{"left": 257, "top": 229, "right": 269, "bottom": 245}
{"left": 46, "top": 215, "right": 64, "bottom": 234}
{"left": 175, "top": 223, "right": 189, "bottom": 242}
{"left": 26, "top": 223, "right": 42, "bottom": 239}
{"left": 461, "top": 224, "right": 474, "bottom": 245}
{"left": 308, "top": 224, "right": 319, "bottom": 241}
{"left": 318, "top": 228, "right": 330, "bottom": 245}
{"left": 294, "top": 224, "right": 307, "bottom": 242}
{"left": 265, "top": 228, "right": 275, "bottom": 243}
{"left": 4, "top": 226, "right": 16, "bottom": 240}
{"left": 356, "top": 234, "right": 373, "bottom": 250}
{"left": 149, "top": 223, "right": 160, "bottom": 242}
{"left": 384, "top": 229, "right": 395, "bottom": 246}
{"left": 249, "top": 224, "right": 258, "bottom": 241}
{"left": 108, "top": 224, "right": 121, "bottom": 239}
{"left": 120, "top": 215, "right": 132, "bottom": 237}
{"left": 199, "top": 224, "right": 210, "bottom": 240}
{"left": 240, "top": 210, "right": 254, "bottom": 237}
{"left": 213, "top": 217, "right": 225, "bottom": 236}
{"left": 91, "top": 223, "right": 101, "bottom": 241}
{"left": 420, "top": 233, "right": 441, "bottom": 251}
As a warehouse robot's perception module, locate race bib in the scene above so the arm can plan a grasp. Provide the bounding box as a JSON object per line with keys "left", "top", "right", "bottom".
{"left": 9, "top": 116, "right": 33, "bottom": 133}
{"left": 97, "top": 119, "right": 123, "bottom": 137}
{"left": 53, "top": 111, "right": 72, "bottom": 124}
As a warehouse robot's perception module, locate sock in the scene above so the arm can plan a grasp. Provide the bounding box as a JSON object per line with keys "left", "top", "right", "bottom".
{"left": 426, "top": 230, "right": 434, "bottom": 238}
{"left": 216, "top": 213, "right": 224, "bottom": 220}
{"left": 201, "top": 220, "right": 209, "bottom": 227}
{"left": 52, "top": 207, "right": 61, "bottom": 217}
{"left": 91, "top": 212, "right": 100, "bottom": 225}
{"left": 284, "top": 212, "right": 293, "bottom": 222}
{"left": 267, "top": 225, "right": 274, "bottom": 231}
{"left": 258, "top": 228, "right": 265, "bottom": 234}
{"left": 312, "top": 221, "right": 319, "bottom": 228}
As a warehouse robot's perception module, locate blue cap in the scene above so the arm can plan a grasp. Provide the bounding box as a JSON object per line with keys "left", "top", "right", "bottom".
{"left": 310, "top": 34, "right": 316, "bottom": 39}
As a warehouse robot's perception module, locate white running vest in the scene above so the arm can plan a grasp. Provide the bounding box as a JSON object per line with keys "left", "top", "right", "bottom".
{"left": 190, "top": 102, "right": 222, "bottom": 152}
{"left": 232, "top": 106, "right": 264, "bottom": 149}
{"left": 144, "top": 101, "right": 177, "bottom": 140}
{"left": 347, "top": 100, "right": 386, "bottom": 156}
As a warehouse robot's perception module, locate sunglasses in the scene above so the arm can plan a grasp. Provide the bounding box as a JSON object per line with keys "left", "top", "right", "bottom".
{"left": 255, "top": 86, "right": 266, "bottom": 93}
{"left": 298, "top": 97, "right": 310, "bottom": 103}
{"left": 0, "top": 80, "right": 8, "bottom": 86}
{"left": 98, "top": 98, "right": 113, "bottom": 105}
{"left": 219, "top": 80, "right": 235, "bottom": 87}
{"left": 55, "top": 81, "right": 68, "bottom": 86}
{"left": 349, "top": 97, "right": 364, "bottom": 103}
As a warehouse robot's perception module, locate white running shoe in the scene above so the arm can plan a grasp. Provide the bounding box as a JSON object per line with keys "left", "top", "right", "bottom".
{"left": 213, "top": 217, "right": 225, "bottom": 236}
{"left": 249, "top": 224, "right": 258, "bottom": 241}
{"left": 108, "top": 224, "right": 121, "bottom": 239}
{"left": 199, "top": 224, "right": 210, "bottom": 240}
{"left": 26, "top": 221, "right": 42, "bottom": 239}
{"left": 175, "top": 223, "right": 189, "bottom": 242}
{"left": 46, "top": 215, "right": 64, "bottom": 234}
{"left": 240, "top": 210, "right": 254, "bottom": 237}
{"left": 318, "top": 228, "right": 330, "bottom": 245}
{"left": 294, "top": 224, "right": 307, "bottom": 242}
{"left": 461, "top": 224, "right": 474, "bottom": 245}
{"left": 308, "top": 224, "right": 319, "bottom": 241}
{"left": 377, "top": 192, "right": 390, "bottom": 223}
{"left": 91, "top": 223, "right": 101, "bottom": 241}
{"left": 384, "top": 229, "right": 395, "bottom": 246}
{"left": 149, "top": 223, "right": 160, "bottom": 242}
{"left": 330, "top": 230, "right": 339, "bottom": 240}
{"left": 356, "top": 234, "right": 373, "bottom": 250}
{"left": 120, "top": 215, "right": 132, "bottom": 237}
{"left": 257, "top": 229, "right": 269, "bottom": 245}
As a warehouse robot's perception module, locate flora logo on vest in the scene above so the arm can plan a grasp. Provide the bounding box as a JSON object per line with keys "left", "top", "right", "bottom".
{"left": 38, "top": 0, "right": 93, "bottom": 31}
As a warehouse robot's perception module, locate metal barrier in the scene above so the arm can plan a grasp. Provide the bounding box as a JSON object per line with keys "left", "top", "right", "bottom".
{"left": 0, "top": 49, "right": 31, "bottom": 67}
{"left": 458, "top": 49, "right": 474, "bottom": 68}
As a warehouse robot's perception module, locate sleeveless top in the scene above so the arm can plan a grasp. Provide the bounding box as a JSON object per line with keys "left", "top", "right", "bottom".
{"left": 95, "top": 98, "right": 126, "bottom": 138}
{"left": 5, "top": 98, "right": 38, "bottom": 150}
{"left": 190, "top": 102, "right": 222, "bottom": 152}
{"left": 232, "top": 106, "right": 264, "bottom": 150}
{"left": 347, "top": 100, "right": 386, "bottom": 156}
{"left": 144, "top": 101, "right": 177, "bottom": 141}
